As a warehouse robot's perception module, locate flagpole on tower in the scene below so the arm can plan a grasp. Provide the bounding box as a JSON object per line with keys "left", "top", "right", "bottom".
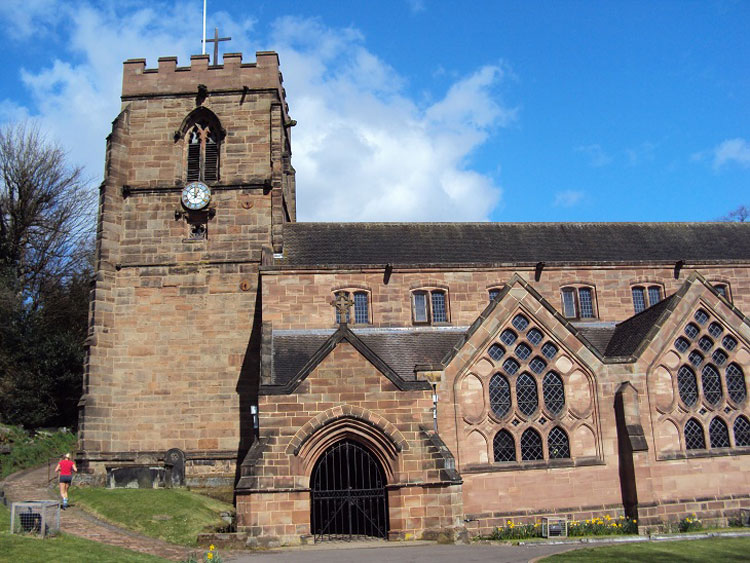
{"left": 202, "top": 0, "right": 207, "bottom": 54}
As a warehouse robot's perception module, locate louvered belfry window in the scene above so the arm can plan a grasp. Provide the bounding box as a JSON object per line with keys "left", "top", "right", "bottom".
{"left": 187, "top": 120, "right": 219, "bottom": 182}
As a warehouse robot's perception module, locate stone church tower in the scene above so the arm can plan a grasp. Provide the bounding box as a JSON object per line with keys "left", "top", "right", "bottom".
{"left": 80, "top": 51, "right": 295, "bottom": 483}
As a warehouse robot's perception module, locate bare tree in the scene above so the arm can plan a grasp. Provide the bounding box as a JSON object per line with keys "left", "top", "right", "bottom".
{"left": 0, "top": 123, "right": 94, "bottom": 308}
{"left": 720, "top": 205, "right": 749, "bottom": 222}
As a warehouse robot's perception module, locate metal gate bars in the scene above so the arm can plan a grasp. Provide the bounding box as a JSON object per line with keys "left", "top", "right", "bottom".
{"left": 311, "top": 439, "right": 389, "bottom": 541}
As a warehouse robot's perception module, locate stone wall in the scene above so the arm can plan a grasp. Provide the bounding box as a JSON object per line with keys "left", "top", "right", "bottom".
{"left": 236, "top": 342, "right": 463, "bottom": 544}
{"left": 261, "top": 265, "right": 750, "bottom": 330}
{"left": 81, "top": 52, "right": 294, "bottom": 479}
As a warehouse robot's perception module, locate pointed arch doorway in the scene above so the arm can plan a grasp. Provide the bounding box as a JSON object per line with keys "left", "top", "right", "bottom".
{"left": 310, "top": 439, "right": 389, "bottom": 540}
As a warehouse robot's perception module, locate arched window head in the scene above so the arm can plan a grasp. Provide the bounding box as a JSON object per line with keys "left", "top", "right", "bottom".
{"left": 179, "top": 108, "right": 224, "bottom": 183}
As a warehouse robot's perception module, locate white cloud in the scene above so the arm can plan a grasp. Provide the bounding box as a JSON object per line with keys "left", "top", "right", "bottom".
{"left": 407, "top": 0, "right": 426, "bottom": 14}
{"left": 0, "top": 0, "right": 60, "bottom": 38}
{"left": 574, "top": 144, "right": 612, "bottom": 167}
{"left": 553, "top": 190, "right": 584, "bottom": 208}
{"left": 3, "top": 3, "right": 513, "bottom": 221}
{"left": 711, "top": 138, "right": 750, "bottom": 169}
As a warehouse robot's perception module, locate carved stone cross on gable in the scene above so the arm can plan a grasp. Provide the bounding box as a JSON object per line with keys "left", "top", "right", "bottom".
{"left": 205, "top": 27, "right": 231, "bottom": 65}
{"left": 332, "top": 293, "right": 354, "bottom": 325}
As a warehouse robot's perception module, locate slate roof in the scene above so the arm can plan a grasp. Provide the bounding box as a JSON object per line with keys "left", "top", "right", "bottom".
{"left": 277, "top": 222, "right": 750, "bottom": 267}
{"left": 268, "top": 328, "right": 466, "bottom": 388}
{"left": 604, "top": 295, "right": 678, "bottom": 358}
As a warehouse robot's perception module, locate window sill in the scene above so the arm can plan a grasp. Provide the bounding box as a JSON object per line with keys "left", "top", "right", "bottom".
{"left": 462, "top": 456, "right": 604, "bottom": 473}
{"left": 656, "top": 446, "right": 750, "bottom": 461}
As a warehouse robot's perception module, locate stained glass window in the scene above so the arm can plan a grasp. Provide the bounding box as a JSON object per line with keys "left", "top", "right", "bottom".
{"left": 698, "top": 336, "right": 714, "bottom": 352}
{"left": 674, "top": 337, "right": 690, "bottom": 353}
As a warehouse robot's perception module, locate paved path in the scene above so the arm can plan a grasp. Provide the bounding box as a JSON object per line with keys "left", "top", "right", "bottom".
{"left": 224, "top": 542, "right": 582, "bottom": 563}
{"left": 2, "top": 463, "right": 190, "bottom": 561}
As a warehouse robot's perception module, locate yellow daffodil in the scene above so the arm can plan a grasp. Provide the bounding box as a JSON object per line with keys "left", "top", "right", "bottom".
{"left": 210, "top": 544, "right": 215, "bottom": 551}
{"left": 207, "top": 554, "right": 213, "bottom": 560}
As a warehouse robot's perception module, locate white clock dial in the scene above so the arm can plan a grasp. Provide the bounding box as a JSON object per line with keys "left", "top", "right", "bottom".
{"left": 181, "top": 182, "right": 211, "bottom": 210}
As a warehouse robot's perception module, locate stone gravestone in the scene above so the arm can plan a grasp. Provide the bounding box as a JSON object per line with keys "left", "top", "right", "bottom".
{"left": 165, "top": 448, "right": 186, "bottom": 487}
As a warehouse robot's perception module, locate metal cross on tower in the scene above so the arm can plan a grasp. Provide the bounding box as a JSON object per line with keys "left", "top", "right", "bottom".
{"left": 204, "top": 27, "right": 231, "bottom": 65}
{"left": 332, "top": 293, "right": 354, "bottom": 325}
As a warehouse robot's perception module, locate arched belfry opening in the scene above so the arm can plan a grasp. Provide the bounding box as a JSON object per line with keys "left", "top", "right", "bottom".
{"left": 310, "top": 439, "right": 389, "bottom": 541}
{"left": 176, "top": 107, "right": 225, "bottom": 182}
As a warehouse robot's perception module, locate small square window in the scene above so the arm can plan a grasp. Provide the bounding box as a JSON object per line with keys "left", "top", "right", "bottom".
{"left": 561, "top": 286, "right": 597, "bottom": 319}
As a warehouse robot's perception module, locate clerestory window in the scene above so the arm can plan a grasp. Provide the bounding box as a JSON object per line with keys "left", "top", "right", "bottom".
{"left": 560, "top": 286, "right": 597, "bottom": 319}
{"left": 333, "top": 290, "right": 370, "bottom": 325}
{"left": 631, "top": 284, "right": 663, "bottom": 314}
{"left": 412, "top": 289, "right": 449, "bottom": 324}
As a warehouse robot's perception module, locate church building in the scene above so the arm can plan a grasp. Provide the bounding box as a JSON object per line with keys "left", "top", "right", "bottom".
{"left": 79, "top": 50, "right": 750, "bottom": 545}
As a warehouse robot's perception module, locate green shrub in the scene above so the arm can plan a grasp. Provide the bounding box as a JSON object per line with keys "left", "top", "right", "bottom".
{"left": 678, "top": 513, "right": 703, "bottom": 532}
{"left": 0, "top": 426, "right": 77, "bottom": 479}
{"left": 567, "top": 514, "right": 638, "bottom": 536}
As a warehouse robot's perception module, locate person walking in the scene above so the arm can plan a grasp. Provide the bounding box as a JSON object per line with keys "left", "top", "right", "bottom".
{"left": 55, "top": 453, "right": 77, "bottom": 509}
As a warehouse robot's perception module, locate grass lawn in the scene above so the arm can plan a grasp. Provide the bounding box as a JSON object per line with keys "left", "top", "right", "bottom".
{"left": 544, "top": 536, "right": 750, "bottom": 561}
{"left": 71, "top": 487, "right": 234, "bottom": 546}
{"left": 0, "top": 503, "right": 168, "bottom": 562}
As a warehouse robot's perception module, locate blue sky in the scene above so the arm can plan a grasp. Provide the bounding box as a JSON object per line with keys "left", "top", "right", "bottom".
{"left": 0, "top": 1, "right": 747, "bottom": 222}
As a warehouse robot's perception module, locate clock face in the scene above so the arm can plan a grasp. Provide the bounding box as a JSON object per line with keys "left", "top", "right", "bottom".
{"left": 181, "top": 182, "right": 211, "bottom": 210}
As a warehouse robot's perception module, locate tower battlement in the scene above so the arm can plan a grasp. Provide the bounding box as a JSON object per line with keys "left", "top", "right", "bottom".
{"left": 122, "top": 51, "right": 285, "bottom": 102}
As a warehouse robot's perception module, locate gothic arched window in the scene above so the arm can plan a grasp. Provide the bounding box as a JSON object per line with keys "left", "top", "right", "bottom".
{"left": 516, "top": 373, "right": 538, "bottom": 416}
{"left": 543, "top": 372, "right": 565, "bottom": 415}
{"left": 493, "top": 429, "right": 516, "bottom": 462}
{"left": 734, "top": 415, "right": 750, "bottom": 447}
{"left": 520, "top": 428, "right": 543, "bottom": 460}
{"left": 489, "top": 373, "right": 511, "bottom": 418}
{"left": 701, "top": 364, "right": 722, "bottom": 405}
{"left": 179, "top": 107, "right": 224, "bottom": 183}
{"left": 187, "top": 120, "right": 219, "bottom": 182}
{"left": 548, "top": 427, "right": 570, "bottom": 459}
{"left": 684, "top": 418, "right": 705, "bottom": 450}
{"left": 709, "top": 417, "right": 730, "bottom": 449}
{"left": 726, "top": 363, "right": 746, "bottom": 403}
{"left": 677, "top": 366, "right": 698, "bottom": 407}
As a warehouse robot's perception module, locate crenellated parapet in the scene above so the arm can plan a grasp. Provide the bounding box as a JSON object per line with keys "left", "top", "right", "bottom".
{"left": 121, "top": 51, "right": 289, "bottom": 117}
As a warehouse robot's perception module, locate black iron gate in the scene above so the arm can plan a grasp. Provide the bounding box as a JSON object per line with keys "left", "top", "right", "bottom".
{"left": 310, "top": 439, "right": 388, "bottom": 541}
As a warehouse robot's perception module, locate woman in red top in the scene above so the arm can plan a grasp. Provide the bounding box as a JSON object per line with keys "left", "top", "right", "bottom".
{"left": 55, "top": 453, "right": 77, "bottom": 509}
